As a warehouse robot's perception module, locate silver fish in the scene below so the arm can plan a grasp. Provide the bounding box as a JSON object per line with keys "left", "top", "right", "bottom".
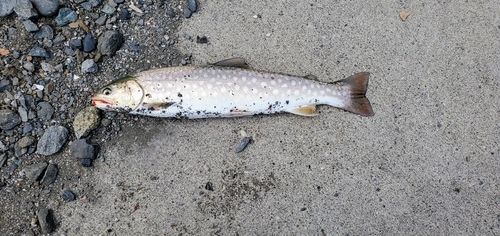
{"left": 91, "top": 58, "right": 374, "bottom": 118}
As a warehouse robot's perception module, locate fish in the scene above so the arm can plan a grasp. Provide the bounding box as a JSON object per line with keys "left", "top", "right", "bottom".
{"left": 91, "top": 58, "right": 374, "bottom": 118}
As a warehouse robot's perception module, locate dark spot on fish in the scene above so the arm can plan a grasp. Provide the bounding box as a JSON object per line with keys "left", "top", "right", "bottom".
{"left": 271, "top": 77, "right": 274, "bottom": 80}
{"left": 146, "top": 93, "right": 151, "bottom": 98}
{"left": 259, "top": 97, "right": 262, "bottom": 99}
{"left": 268, "top": 105, "right": 272, "bottom": 110}
{"left": 165, "top": 97, "right": 169, "bottom": 100}
{"left": 214, "top": 106, "right": 216, "bottom": 108}
{"left": 286, "top": 100, "right": 289, "bottom": 104}
{"left": 178, "top": 92, "right": 183, "bottom": 97}
{"left": 197, "top": 111, "right": 201, "bottom": 114}
{"left": 180, "top": 99, "right": 183, "bottom": 103}
{"left": 275, "top": 101, "right": 279, "bottom": 105}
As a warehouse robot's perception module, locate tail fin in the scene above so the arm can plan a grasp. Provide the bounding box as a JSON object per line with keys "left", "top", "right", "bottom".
{"left": 336, "top": 72, "right": 374, "bottom": 116}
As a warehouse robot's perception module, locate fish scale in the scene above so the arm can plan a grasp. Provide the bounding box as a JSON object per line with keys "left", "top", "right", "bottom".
{"left": 91, "top": 59, "right": 374, "bottom": 118}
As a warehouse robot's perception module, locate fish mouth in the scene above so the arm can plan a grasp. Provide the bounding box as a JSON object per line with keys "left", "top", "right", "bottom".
{"left": 91, "top": 96, "right": 113, "bottom": 107}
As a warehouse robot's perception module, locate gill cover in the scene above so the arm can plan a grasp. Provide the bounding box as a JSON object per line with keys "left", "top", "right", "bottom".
{"left": 94, "top": 76, "right": 144, "bottom": 111}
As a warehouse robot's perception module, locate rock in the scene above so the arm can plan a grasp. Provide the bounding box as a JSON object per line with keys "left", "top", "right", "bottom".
{"left": 55, "top": 7, "right": 78, "bottom": 26}
{"left": 12, "top": 50, "right": 20, "bottom": 58}
{"left": 183, "top": 8, "right": 192, "bottom": 18}
{"left": 118, "top": 8, "right": 129, "bottom": 20}
{"left": 80, "top": 2, "right": 92, "bottom": 10}
{"left": 69, "top": 38, "right": 82, "bottom": 49}
{"left": 81, "top": 158, "right": 92, "bottom": 167}
{"left": 81, "top": 59, "right": 98, "bottom": 73}
{"left": 31, "top": 0, "right": 61, "bottom": 17}
{"left": 0, "top": 0, "right": 17, "bottom": 17}
{"left": 37, "top": 102, "right": 54, "bottom": 121}
{"left": 17, "top": 136, "right": 34, "bottom": 148}
{"left": 28, "top": 46, "right": 49, "bottom": 58}
{"left": 23, "top": 61, "right": 35, "bottom": 71}
{"left": 188, "top": 0, "right": 197, "bottom": 12}
{"left": 37, "top": 208, "right": 55, "bottom": 234}
{"left": 89, "top": 0, "right": 103, "bottom": 7}
{"left": 23, "top": 162, "right": 47, "bottom": 182}
{"left": 73, "top": 106, "right": 100, "bottom": 138}
{"left": 95, "top": 14, "right": 106, "bottom": 25}
{"left": 101, "top": 118, "right": 111, "bottom": 126}
{"left": 113, "top": 0, "right": 124, "bottom": 4}
{"left": 34, "top": 25, "right": 54, "bottom": 39}
{"left": 62, "top": 189, "right": 75, "bottom": 201}
{"left": 83, "top": 34, "right": 96, "bottom": 52}
{"left": 23, "top": 20, "right": 39, "bottom": 32}
{"left": 166, "top": 9, "right": 175, "bottom": 18}
{"left": 97, "top": 30, "right": 123, "bottom": 56}
{"left": 18, "top": 107, "right": 28, "bottom": 122}
{"left": 70, "top": 139, "right": 97, "bottom": 159}
{"left": 235, "top": 136, "right": 251, "bottom": 153}
{"left": 0, "top": 79, "right": 12, "bottom": 92}
{"left": 0, "top": 109, "right": 22, "bottom": 130}
{"left": 41, "top": 163, "right": 57, "bottom": 185}
{"left": 100, "top": 4, "right": 115, "bottom": 15}
{"left": 23, "top": 123, "right": 34, "bottom": 134}
{"left": 14, "top": 0, "right": 38, "bottom": 20}
{"left": 40, "top": 62, "right": 52, "bottom": 72}
{"left": 36, "top": 125, "right": 68, "bottom": 155}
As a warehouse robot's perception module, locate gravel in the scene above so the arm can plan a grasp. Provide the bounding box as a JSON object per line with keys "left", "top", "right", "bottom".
{"left": 70, "top": 139, "right": 97, "bottom": 159}
{"left": 14, "top": 0, "right": 38, "bottom": 20}
{"left": 62, "top": 189, "right": 76, "bottom": 201}
{"left": 37, "top": 102, "right": 54, "bottom": 121}
{"left": 0, "top": 0, "right": 16, "bottom": 17}
{"left": 41, "top": 163, "right": 58, "bottom": 185}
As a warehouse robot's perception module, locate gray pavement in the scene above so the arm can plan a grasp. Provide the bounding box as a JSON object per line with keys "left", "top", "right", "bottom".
{"left": 59, "top": 1, "right": 500, "bottom": 234}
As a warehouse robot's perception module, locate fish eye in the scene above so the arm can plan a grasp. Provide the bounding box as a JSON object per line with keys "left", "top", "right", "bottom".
{"left": 103, "top": 88, "right": 112, "bottom": 96}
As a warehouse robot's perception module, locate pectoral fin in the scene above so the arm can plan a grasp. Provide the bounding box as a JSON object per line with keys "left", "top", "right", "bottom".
{"left": 286, "top": 105, "right": 318, "bottom": 116}
{"left": 213, "top": 58, "right": 249, "bottom": 69}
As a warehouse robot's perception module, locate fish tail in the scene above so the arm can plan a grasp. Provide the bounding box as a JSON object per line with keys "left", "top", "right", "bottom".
{"left": 336, "top": 72, "right": 374, "bottom": 116}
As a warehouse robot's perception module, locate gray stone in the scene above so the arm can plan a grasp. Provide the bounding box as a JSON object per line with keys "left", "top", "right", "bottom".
{"left": 37, "top": 102, "right": 54, "bottom": 121}
{"left": 23, "top": 123, "right": 34, "bottom": 134}
{"left": 36, "top": 125, "right": 68, "bottom": 155}
{"left": 83, "top": 34, "right": 96, "bottom": 52}
{"left": 89, "top": 0, "right": 103, "bottom": 7}
{"left": 166, "top": 9, "right": 175, "bottom": 18}
{"left": 12, "top": 51, "right": 20, "bottom": 58}
{"left": 188, "top": 0, "right": 197, "bottom": 12}
{"left": 55, "top": 7, "right": 78, "bottom": 26}
{"left": 69, "top": 38, "right": 82, "bottom": 49}
{"left": 37, "top": 208, "right": 55, "bottom": 234}
{"left": 14, "top": 0, "right": 38, "bottom": 20}
{"left": 0, "top": 109, "right": 22, "bottom": 130}
{"left": 95, "top": 14, "right": 107, "bottom": 25}
{"left": 34, "top": 25, "right": 54, "bottom": 39}
{"left": 0, "top": 79, "right": 12, "bottom": 92}
{"left": 81, "top": 59, "right": 98, "bottom": 73}
{"left": 40, "top": 62, "right": 52, "bottom": 72}
{"left": 80, "top": 2, "right": 92, "bottom": 10}
{"left": 70, "top": 139, "right": 97, "bottom": 159}
{"left": 28, "top": 46, "right": 49, "bottom": 58}
{"left": 23, "top": 61, "right": 35, "bottom": 71}
{"left": 53, "top": 33, "right": 64, "bottom": 43}
{"left": 100, "top": 4, "right": 115, "bottom": 15}
{"left": 97, "top": 30, "right": 123, "bottom": 56}
{"left": 31, "top": 0, "right": 61, "bottom": 17}
{"left": 23, "top": 162, "right": 47, "bottom": 182}
{"left": 183, "top": 8, "right": 192, "bottom": 18}
{"left": 18, "top": 107, "right": 28, "bottom": 122}
{"left": 41, "top": 163, "right": 57, "bottom": 185}
{"left": 62, "top": 189, "right": 75, "bottom": 201}
{"left": 63, "top": 47, "right": 75, "bottom": 56}
{"left": 0, "top": 0, "right": 17, "bottom": 17}
{"left": 17, "top": 136, "right": 35, "bottom": 148}
{"left": 23, "top": 20, "right": 39, "bottom": 32}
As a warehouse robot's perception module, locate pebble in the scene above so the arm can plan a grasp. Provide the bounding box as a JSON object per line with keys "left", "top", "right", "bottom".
{"left": 23, "top": 123, "right": 34, "bottom": 134}
{"left": 101, "top": 4, "right": 115, "bottom": 15}
{"left": 83, "top": 34, "right": 96, "bottom": 52}
{"left": 183, "top": 8, "right": 192, "bottom": 18}
{"left": 118, "top": 8, "right": 130, "bottom": 20}
{"left": 18, "top": 107, "right": 28, "bottom": 122}
{"left": 41, "top": 164, "right": 58, "bottom": 185}
{"left": 90, "top": 0, "right": 103, "bottom": 7}
{"left": 69, "top": 38, "right": 82, "bottom": 49}
{"left": 81, "top": 59, "right": 98, "bottom": 73}
{"left": 80, "top": 2, "right": 92, "bottom": 10}
{"left": 23, "top": 162, "right": 47, "bottom": 182}
{"left": 34, "top": 25, "right": 54, "bottom": 39}
{"left": 63, "top": 47, "right": 75, "bottom": 56}
{"left": 28, "top": 46, "right": 49, "bottom": 58}
{"left": 73, "top": 106, "right": 100, "bottom": 138}
{"left": 0, "top": 109, "right": 22, "bottom": 130}
{"left": 37, "top": 208, "right": 55, "bottom": 234}
{"left": 188, "top": 0, "right": 197, "bottom": 12}
{"left": 101, "top": 118, "right": 111, "bottom": 126}
{"left": 36, "top": 125, "right": 68, "bottom": 155}
{"left": 62, "top": 189, "right": 75, "bottom": 201}
{"left": 14, "top": 0, "right": 39, "bottom": 20}
{"left": 23, "top": 61, "right": 35, "bottom": 71}
{"left": 235, "top": 136, "right": 251, "bottom": 153}
{"left": 55, "top": 8, "right": 78, "bottom": 26}
{"left": 70, "top": 139, "right": 97, "bottom": 159}
{"left": 166, "top": 9, "right": 175, "bottom": 18}
{"left": 95, "top": 15, "right": 107, "bottom": 25}
{"left": 0, "top": 79, "right": 12, "bottom": 92}
{"left": 23, "top": 20, "right": 39, "bottom": 32}
{"left": 196, "top": 36, "right": 208, "bottom": 44}
{"left": 0, "top": 0, "right": 17, "bottom": 17}
{"left": 37, "top": 102, "right": 54, "bottom": 121}
{"left": 97, "top": 30, "right": 124, "bottom": 56}
{"left": 40, "top": 62, "right": 52, "bottom": 72}
{"left": 12, "top": 51, "right": 20, "bottom": 59}
{"left": 17, "top": 136, "right": 34, "bottom": 148}
{"left": 31, "top": 0, "right": 62, "bottom": 17}
{"left": 81, "top": 158, "right": 92, "bottom": 167}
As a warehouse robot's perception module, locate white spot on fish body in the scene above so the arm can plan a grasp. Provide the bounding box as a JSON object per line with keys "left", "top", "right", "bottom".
{"left": 302, "top": 86, "right": 307, "bottom": 90}
{"left": 252, "top": 78, "right": 257, "bottom": 83}
{"left": 235, "top": 85, "right": 240, "bottom": 90}
{"left": 281, "top": 84, "right": 288, "bottom": 88}
{"left": 192, "top": 84, "right": 198, "bottom": 89}
{"left": 320, "top": 91, "right": 325, "bottom": 95}
{"left": 216, "top": 81, "right": 222, "bottom": 85}
{"left": 222, "top": 75, "right": 227, "bottom": 79}
{"left": 326, "top": 88, "right": 331, "bottom": 92}
{"left": 242, "top": 77, "right": 247, "bottom": 81}
{"left": 272, "top": 89, "right": 279, "bottom": 95}
{"left": 260, "top": 82, "right": 267, "bottom": 87}
{"left": 313, "top": 91, "right": 317, "bottom": 96}
{"left": 202, "top": 91, "right": 207, "bottom": 97}
{"left": 221, "top": 87, "right": 227, "bottom": 92}
{"left": 271, "top": 80, "right": 276, "bottom": 85}
{"left": 292, "top": 81, "right": 296, "bottom": 86}
{"left": 278, "top": 79, "right": 282, "bottom": 83}
{"left": 294, "top": 90, "right": 300, "bottom": 95}
{"left": 287, "top": 89, "right": 292, "bottom": 95}
{"left": 203, "top": 73, "right": 208, "bottom": 78}
{"left": 243, "top": 86, "right": 248, "bottom": 92}
{"left": 307, "top": 90, "right": 311, "bottom": 95}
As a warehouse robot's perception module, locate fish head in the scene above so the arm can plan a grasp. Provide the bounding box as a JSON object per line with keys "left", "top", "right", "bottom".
{"left": 91, "top": 76, "right": 144, "bottom": 112}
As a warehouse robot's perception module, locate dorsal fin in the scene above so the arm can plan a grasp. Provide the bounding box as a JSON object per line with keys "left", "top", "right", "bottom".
{"left": 212, "top": 58, "right": 249, "bottom": 69}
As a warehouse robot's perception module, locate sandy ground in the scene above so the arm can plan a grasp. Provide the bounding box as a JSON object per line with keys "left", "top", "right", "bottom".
{"left": 58, "top": 0, "right": 500, "bottom": 234}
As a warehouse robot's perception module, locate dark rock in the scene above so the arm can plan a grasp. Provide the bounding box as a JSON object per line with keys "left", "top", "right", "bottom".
{"left": 73, "top": 0, "right": 86, "bottom": 3}
{"left": 70, "top": 139, "right": 97, "bottom": 159}
{"left": 166, "top": 9, "right": 175, "bottom": 18}
{"left": 95, "top": 14, "right": 106, "bottom": 25}
{"left": 28, "top": 46, "right": 49, "bottom": 58}
{"left": 97, "top": 31, "right": 123, "bottom": 56}
{"left": 196, "top": 36, "right": 208, "bottom": 44}
{"left": 36, "top": 125, "right": 68, "bottom": 155}
{"left": 31, "top": 0, "right": 61, "bottom": 17}
{"left": 69, "top": 38, "right": 82, "bottom": 50}
{"left": 34, "top": 25, "right": 54, "bottom": 39}
{"left": 89, "top": 0, "right": 103, "bottom": 7}
{"left": 37, "top": 208, "right": 55, "bottom": 234}
{"left": 14, "top": 0, "right": 38, "bottom": 20}
{"left": 0, "top": 109, "right": 22, "bottom": 130}
{"left": 100, "top": 4, "right": 115, "bottom": 15}
{"left": 41, "top": 164, "right": 58, "bottom": 185}
{"left": 83, "top": 34, "right": 96, "bottom": 52}
{"left": 81, "top": 158, "right": 92, "bottom": 167}
{"left": 187, "top": 0, "right": 197, "bottom": 12}
{"left": 0, "top": 0, "right": 17, "bottom": 17}
{"left": 118, "top": 8, "right": 129, "bottom": 20}
{"left": 55, "top": 7, "right": 78, "bottom": 26}
{"left": 0, "top": 79, "right": 12, "bottom": 92}
{"left": 37, "top": 102, "right": 54, "bottom": 121}
{"left": 235, "top": 136, "right": 251, "bottom": 153}
{"left": 23, "top": 123, "right": 34, "bottom": 134}
{"left": 80, "top": 2, "right": 92, "bottom": 10}
{"left": 81, "top": 59, "right": 98, "bottom": 73}
{"left": 62, "top": 189, "right": 75, "bottom": 201}
{"left": 23, "top": 162, "right": 47, "bottom": 182}
{"left": 183, "top": 8, "right": 191, "bottom": 18}
{"left": 23, "top": 20, "right": 39, "bottom": 32}
{"left": 63, "top": 47, "right": 75, "bottom": 56}
{"left": 113, "top": 0, "right": 124, "bottom": 4}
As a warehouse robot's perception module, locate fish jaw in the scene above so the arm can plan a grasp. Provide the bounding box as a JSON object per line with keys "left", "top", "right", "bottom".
{"left": 91, "top": 95, "right": 113, "bottom": 109}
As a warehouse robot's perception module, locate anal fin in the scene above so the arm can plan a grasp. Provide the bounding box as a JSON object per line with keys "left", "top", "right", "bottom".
{"left": 286, "top": 105, "right": 318, "bottom": 117}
